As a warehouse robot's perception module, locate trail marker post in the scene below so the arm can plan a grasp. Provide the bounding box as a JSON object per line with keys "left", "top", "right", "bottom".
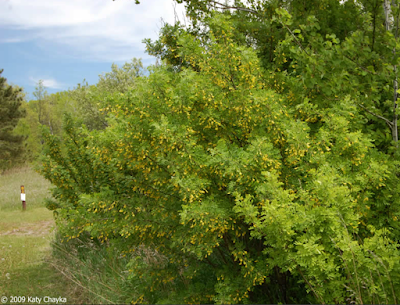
{"left": 21, "top": 185, "right": 26, "bottom": 211}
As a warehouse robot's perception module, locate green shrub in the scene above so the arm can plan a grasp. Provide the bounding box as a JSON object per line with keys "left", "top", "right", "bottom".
{"left": 39, "top": 14, "right": 400, "bottom": 304}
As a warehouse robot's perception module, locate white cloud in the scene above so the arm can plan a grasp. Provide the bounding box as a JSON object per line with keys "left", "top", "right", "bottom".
{"left": 29, "top": 76, "right": 65, "bottom": 89}
{"left": 0, "top": 37, "right": 25, "bottom": 43}
{"left": 0, "top": 0, "right": 186, "bottom": 62}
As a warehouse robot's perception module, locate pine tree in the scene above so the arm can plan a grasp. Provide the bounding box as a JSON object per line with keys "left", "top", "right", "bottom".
{"left": 0, "top": 69, "right": 26, "bottom": 170}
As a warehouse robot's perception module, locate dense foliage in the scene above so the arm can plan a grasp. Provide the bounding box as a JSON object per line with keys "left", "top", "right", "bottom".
{"left": 37, "top": 1, "right": 400, "bottom": 304}
{"left": 0, "top": 69, "right": 26, "bottom": 171}
{"left": 15, "top": 59, "right": 144, "bottom": 160}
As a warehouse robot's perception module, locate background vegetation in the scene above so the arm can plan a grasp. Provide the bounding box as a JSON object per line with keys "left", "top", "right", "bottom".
{"left": 2, "top": 0, "right": 400, "bottom": 304}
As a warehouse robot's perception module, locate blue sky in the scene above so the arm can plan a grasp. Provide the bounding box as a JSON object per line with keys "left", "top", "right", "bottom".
{"left": 0, "top": 0, "right": 186, "bottom": 100}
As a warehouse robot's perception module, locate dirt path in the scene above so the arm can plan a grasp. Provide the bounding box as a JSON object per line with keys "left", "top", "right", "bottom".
{"left": 0, "top": 220, "right": 54, "bottom": 237}
{"left": 0, "top": 209, "right": 85, "bottom": 304}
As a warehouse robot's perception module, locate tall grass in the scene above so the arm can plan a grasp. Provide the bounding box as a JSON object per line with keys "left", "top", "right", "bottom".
{"left": 51, "top": 232, "right": 137, "bottom": 304}
{"left": 0, "top": 166, "right": 51, "bottom": 211}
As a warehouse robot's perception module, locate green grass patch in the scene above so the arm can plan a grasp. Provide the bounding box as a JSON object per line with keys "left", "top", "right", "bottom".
{"left": 0, "top": 235, "right": 51, "bottom": 273}
{"left": 0, "top": 168, "right": 88, "bottom": 304}
{"left": 0, "top": 166, "right": 51, "bottom": 211}
{"left": 0, "top": 263, "right": 87, "bottom": 304}
{"left": 0, "top": 209, "right": 84, "bottom": 304}
{"left": 0, "top": 233, "right": 87, "bottom": 304}
{"left": 0, "top": 207, "right": 53, "bottom": 228}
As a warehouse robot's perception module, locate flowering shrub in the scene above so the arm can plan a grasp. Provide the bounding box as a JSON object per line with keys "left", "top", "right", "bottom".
{"left": 40, "top": 14, "right": 400, "bottom": 304}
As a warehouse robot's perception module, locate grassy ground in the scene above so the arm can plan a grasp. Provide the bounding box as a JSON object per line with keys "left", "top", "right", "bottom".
{"left": 0, "top": 166, "right": 51, "bottom": 211}
{"left": 0, "top": 167, "right": 87, "bottom": 304}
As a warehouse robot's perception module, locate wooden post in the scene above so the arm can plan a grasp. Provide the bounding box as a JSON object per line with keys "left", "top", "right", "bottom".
{"left": 21, "top": 185, "right": 26, "bottom": 211}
